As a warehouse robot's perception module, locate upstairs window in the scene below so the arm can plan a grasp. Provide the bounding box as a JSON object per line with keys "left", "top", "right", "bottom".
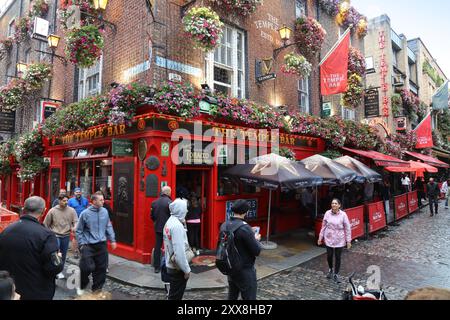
{"left": 295, "top": 0, "right": 307, "bottom": 18}
{"left": 206, "top": 25, "right": 246, "bottom": 99}
{"left": 78, "top": 57, "right": 102, "bottom": 101}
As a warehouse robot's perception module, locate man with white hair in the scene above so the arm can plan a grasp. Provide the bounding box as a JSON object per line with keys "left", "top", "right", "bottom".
{"left": 151, "top": 186, "right": 172, "bottom": 273}
{"left": 0, "top": 196, "right": 63, "bottom": 300}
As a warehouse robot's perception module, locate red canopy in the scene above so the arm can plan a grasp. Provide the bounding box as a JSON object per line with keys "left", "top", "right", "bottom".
{"left": 386, "top": 161, "right": 438, "bottom": 176}
{"left": 404, "top": 151, "right": 450, "bottom": 168}
{"left": 342, "top": 147, "right": 409, "bottom": 167}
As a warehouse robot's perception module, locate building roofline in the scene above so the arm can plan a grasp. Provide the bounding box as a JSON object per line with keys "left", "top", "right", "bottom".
{"left": 408, "top": 37, "right": 448, "bottom": 80}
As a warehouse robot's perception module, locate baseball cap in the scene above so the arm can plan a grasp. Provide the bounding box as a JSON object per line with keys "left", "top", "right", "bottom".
{"left": 74, "top": 187, "right": 81, "bottom": 192}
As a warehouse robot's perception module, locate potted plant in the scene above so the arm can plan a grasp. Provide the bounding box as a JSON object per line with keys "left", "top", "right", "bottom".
{"left": 65, "top": 24, "right": 104, "bottom": 68}
{"left": 318, "top": 0, "right": 340, "bottom": 16}
{"left": 294, "top": 16, "right": 326, "bottom": 59}
{"left": 23, "top": 63, "right": 52, "bottom": 90}
{"left": 183, "top": 7, "right": 223, "bottom": 52}
{"left": 153, "top": 81, "right": 201, "bottom": 118}
{"left": 208, "top": 0, "right": 262, "bottom": 16}
{"left": 391, "top": 94, "right": 403, "bottom": 117}
{"left": 13, "top": 17, "right": 32, "bottom": 43}
{"left": 281, "top": 52, "right": 312, "bottom": 78}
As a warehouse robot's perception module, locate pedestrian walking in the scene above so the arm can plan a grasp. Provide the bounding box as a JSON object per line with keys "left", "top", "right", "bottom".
{"left": 415, "top": 177, "right": 425, "bottom": 207}
{"left": 52, "top": 189, "right": 67, "bottom": 207}
{"left": 43, "top": 194, "right": 78, "bottom": 279}
{"left": 76, "top": 192, "right": 116, "bottom": 296}
{"left": 68, "top": 187, "right": 89, "bottom": 258}
{"left": 222, "top": 199, "right": 262, "bottom": 300}
{"left": 381, "top": 178, "right": 391, "bottom": 217}
{"left": 151, "top": 186, "right": 172, "bottom": 273}
{"left": 0, "top": 271, "right": 20, "bottom": 300}
{"left": 401, "top": 174, "right": 411, "bottom": 194}
{"left": 440, "top": 178, "right": 450, "bottom": 209}
{"left": 426, "top": 178, "right": 440, "bottom": 217}
{"left": 318, "top": 199, "right": 352, "bottom": 284}
{"left": 163, "top": 198, "right": 192, "bottom": 300}
{"left": 0, "top": 196, "right": 63, "bottom": 300}
{"left": 186, "top": 196, "right": 202, "bottom": 256}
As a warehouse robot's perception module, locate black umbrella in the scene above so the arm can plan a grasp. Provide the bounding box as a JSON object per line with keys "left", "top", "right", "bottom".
{"left": 300, "top": 155, "right": 358, "bottom": 217}
{"left": 224, "top": 154, "right": 323, "bottom": 249}
{"left": 334, "top": 156, "right": 382, "bottom": 183}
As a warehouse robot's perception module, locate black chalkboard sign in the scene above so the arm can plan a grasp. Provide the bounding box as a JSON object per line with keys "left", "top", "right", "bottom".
{"left": 226, "top": 199, "right": 258, "bottom": 221}
{"left": 365, "top": 89, "right": 380, "bottom": 118}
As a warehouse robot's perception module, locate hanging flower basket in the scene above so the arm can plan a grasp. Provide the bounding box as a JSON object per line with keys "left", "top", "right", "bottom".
{"left": 30, "top": 0, "right": 50, "bottom": 18}
{"left": 13, "top": 17, "right": 32, "bottom": 43}
{"left": 318, "top": 0, "right": 340, "bottom": 16}
{"left": 24, "top": 63, "right": 52, "bottom": 90}
{"left": 342, "top": 74, "right": 364, "bottom": 108}
{"left": 294, "top": 17, "right": 326, "bottom": 59}
{"left": 348, "top": 47, "right": 366, "bottom": 78}
{"left": 356, "top": 18, "right": 368, "bottom": 38}
{"left": 183, "top": 7, "right": 223, "bottom": 52}
{"left": 281, "top": 52, "right": 312, "bottom": 78}
{"left": 65, "top": 24, "right": 104, "bottom": 68}
{"left": 0, "top": 37, "right": 13, "bottom": 51}
{"left": 0, "top": 79, "right": 28, "bottom": 112}
{"left": 208, "top": 0, "right": 262, "bottom": 16}
{"left": 17, "top": 156, "right": 49, "bottom": 182}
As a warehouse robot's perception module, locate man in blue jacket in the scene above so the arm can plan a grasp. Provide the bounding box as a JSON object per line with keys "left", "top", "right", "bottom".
{"left": 76, "top": 191, "right": 116, "bottom": 295}
{"left": 68, "top": 188, "right": 89, "bottom": 217}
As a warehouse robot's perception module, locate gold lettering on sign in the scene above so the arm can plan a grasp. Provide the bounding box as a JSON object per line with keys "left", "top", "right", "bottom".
{"left": 60, "top": 125, "right": 129, "bottom": 145}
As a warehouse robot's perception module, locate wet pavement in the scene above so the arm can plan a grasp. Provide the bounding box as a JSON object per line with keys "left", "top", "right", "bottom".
{"left": 55, "top": 203, "right": 450, "bottom": 300}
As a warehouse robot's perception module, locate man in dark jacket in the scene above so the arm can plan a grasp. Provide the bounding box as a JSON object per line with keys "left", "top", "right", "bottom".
{"left": 224, "top": 199, "right": 261, "bottom": 300}
{"left": 426, "top": 178, "right": 440, "bottom": 217}
{"left": 0, "top": 196, "right": 63, "bottom": 300}
{"left": 151, "top": 186, "right": 172, "bottom": 273}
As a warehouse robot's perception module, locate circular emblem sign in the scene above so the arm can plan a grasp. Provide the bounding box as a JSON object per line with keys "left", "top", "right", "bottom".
{"left": 146, "top": 156, "right": 160, "bottom": 171}
{"left": 168, "top": 121, "right": 179, "bottom": 131}
{"left": 137, "top": 118, "right": 146, "bottom": 131}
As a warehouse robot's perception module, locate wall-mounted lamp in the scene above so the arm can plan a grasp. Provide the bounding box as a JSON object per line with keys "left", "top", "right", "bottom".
{"left": 273, "top": 25, "right": 299, "bottom": 59}
{"left": 87, "top": 0, "right": 117, "bottom": 33}
{"left": 34, "top": 34, "right": 67, "bottom": 65}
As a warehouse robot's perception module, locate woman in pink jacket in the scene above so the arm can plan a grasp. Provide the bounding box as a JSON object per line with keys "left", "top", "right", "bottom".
{"left": 317, "top": 199, "right": 352, "bottom": 284}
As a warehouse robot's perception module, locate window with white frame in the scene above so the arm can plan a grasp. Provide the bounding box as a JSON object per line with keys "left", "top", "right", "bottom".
{"left": 298, "top": 77, "right": 310, "bottom": 114}
{"left": 7, "top": 19, "right": 15, "bottom": 37}
{"left": 341, "top": 106, "right": 356, "bottom": 121}
{"left": 205, "top": 25, "right": 246, "bottom": 99}
{"left": 78, "top": 57, "right": 102, "bottom": 101}
{"left": 295, "top": 0, "right": 307, "bottom": 18}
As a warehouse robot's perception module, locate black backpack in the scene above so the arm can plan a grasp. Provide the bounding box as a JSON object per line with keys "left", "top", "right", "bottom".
{"left": 215, "top": 221, "right": 245, "bottom": 275}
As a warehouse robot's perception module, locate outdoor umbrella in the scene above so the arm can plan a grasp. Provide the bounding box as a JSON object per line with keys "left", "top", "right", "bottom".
{"left": 224, "top": 153, "right": 323, "bottom": 249}
{"left": 334, "top": 156, "right": 383, "bottom": 183}
{"left": 300, "top": 155, "right": 358, "bottom": 185}
{"left": 300, "top": 155, "right": 358, "bottom": 217}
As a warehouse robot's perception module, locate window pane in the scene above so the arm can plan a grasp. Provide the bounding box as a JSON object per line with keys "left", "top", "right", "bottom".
{"left": 79, "top": 161, "right": 93, "bottom": 198}
{"left": 227, "top": 48, "right": 232, "bottom": 66}
{"left": 95, "top": 160, "right": 112, "bottom": 200}
{"left": 218, "top": 166, "right": 239, "bottom": 196}
{"left": 237, "top": 33, "right": 242, "bottom": 51}
{"left": 214, "top": 83, "right": 231, "bottom": 96}
{"left": 65, "top": 163, "right": 78, "bottom": 196}
{"left": 214, "top": 66, "right": 232, "bottom": 84}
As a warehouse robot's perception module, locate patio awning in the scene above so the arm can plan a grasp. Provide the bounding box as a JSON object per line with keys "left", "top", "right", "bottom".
{"left": 404, "top": 151, "right": 450, "bottom": 168}
{"left": 386, "top": 161, "right": 438, "bottom": 175}
{"left": 342, "top": 147, "right": 409, "bottom": 167}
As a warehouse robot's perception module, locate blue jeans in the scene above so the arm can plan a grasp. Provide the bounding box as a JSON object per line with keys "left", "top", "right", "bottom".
{"left": 57, "top": 236, "right": 70, "bottom": 268}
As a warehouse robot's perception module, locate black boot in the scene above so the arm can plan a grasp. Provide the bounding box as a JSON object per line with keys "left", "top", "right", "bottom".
{"left": 326, "top": 269, "right": 333, "bottom": 279}
{"left": 333, "top": 274, "right": 342, "bottom": 284}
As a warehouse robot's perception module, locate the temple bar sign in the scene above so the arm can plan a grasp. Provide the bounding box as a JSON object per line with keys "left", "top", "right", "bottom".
{"left": 61, "top": 124, "right": 127, "bottom": 144}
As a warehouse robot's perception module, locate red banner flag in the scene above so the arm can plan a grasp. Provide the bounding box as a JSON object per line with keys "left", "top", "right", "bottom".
{"left": 320, "top": 30, "right": 351, "bottom": 96}
{"left": 414, "top": 113, "right": 434, "bottom": 149}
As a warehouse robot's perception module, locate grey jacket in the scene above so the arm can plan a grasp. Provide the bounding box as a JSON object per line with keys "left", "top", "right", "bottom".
{"left": 163, "top": 198, "right": 191, "bottom": 274}
{"left": 76, "top": 206, "right": 116, "bottom": 246}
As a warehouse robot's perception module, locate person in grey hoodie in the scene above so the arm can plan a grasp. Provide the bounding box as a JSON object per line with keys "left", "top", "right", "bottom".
{"left": 163, "top": 198, "right": 191, "bottom": 300}
{"left": 76, "top": 191, "right": 116, "bottom": 295}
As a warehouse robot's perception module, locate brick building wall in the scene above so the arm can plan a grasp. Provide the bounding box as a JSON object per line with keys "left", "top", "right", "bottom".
{"left": 3, "top": 0, "right": 367, "bottom": 140}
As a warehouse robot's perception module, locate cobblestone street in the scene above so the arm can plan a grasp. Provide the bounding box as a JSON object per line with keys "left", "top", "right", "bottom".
{"left": 55, "top": 204, "right": 450, "bottom": 300}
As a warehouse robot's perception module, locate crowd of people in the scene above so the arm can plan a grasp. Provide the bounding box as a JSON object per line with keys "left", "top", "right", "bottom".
{"left": 0, "top": 187, "right": 116, "bottom": 300}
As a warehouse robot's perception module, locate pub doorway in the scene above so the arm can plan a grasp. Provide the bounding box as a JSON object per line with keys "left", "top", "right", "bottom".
{"left": 176, "top": 168, "right": 212, "bottom": 251}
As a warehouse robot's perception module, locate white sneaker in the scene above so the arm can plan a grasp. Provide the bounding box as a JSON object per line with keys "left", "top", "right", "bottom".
{"left": 76, "top": 288, "right": 85, "bottom": 296}
{"left": 56, "top": 273, "right": 65, "bottom": 279}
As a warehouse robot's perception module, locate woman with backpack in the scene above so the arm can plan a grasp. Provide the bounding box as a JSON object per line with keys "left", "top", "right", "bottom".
{"left": 317, "top": 199, "right": 352, "bottom": 284}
